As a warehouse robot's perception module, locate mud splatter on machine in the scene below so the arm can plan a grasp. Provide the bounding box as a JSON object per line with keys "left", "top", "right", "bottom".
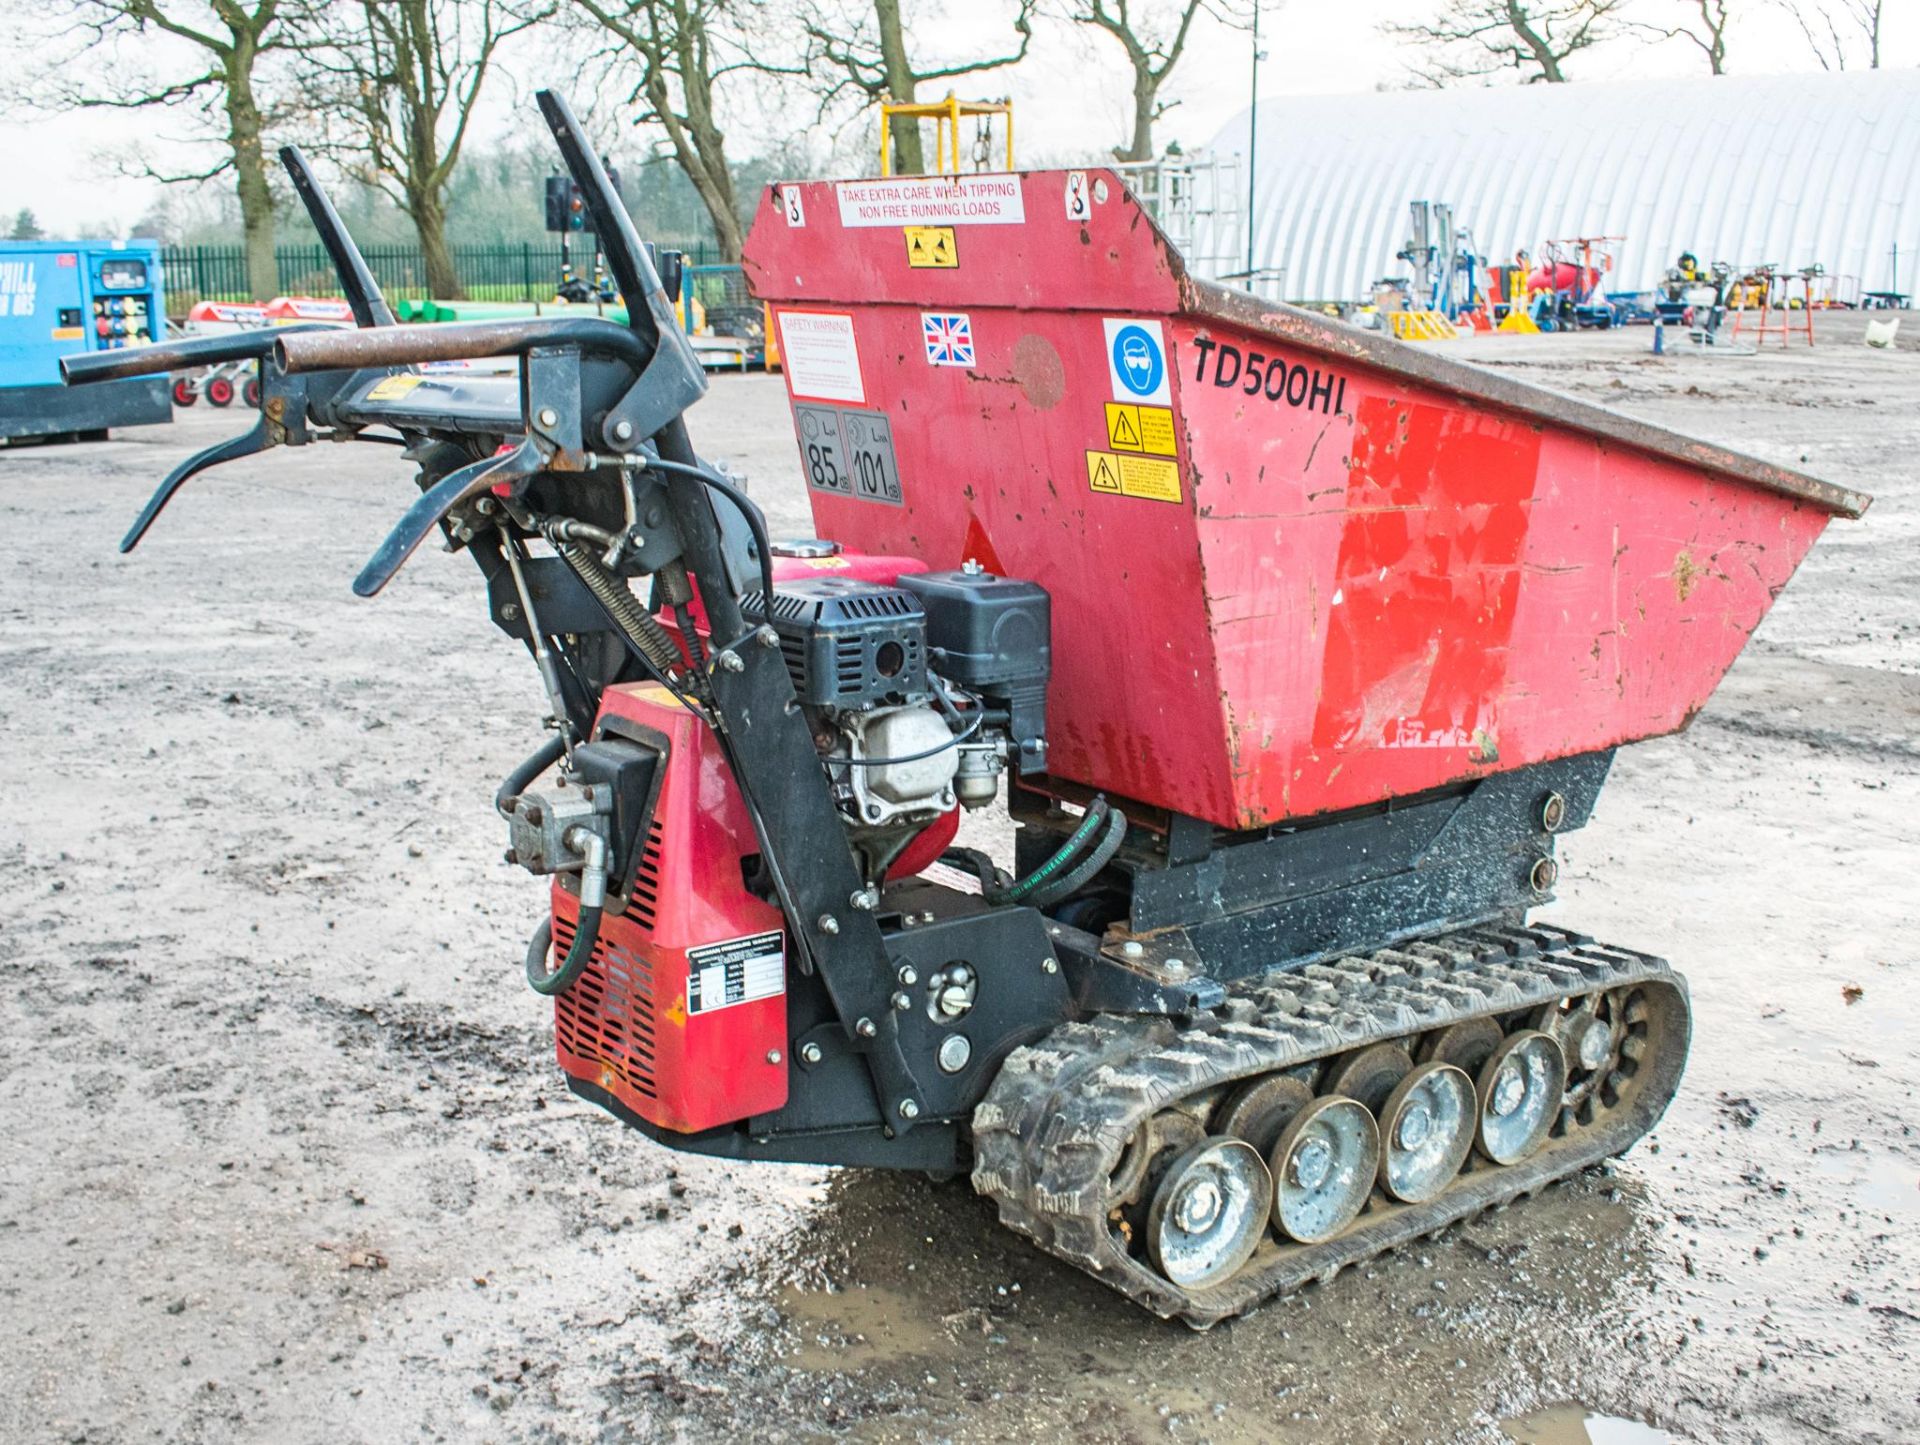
{"left": 69, "top": 94, "right": 1867, "bottom": 1325}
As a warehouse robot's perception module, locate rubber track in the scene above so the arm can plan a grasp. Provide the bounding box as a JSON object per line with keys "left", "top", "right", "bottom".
{"left": 970, "top": 922, "right": 1690, "bottom": 1328}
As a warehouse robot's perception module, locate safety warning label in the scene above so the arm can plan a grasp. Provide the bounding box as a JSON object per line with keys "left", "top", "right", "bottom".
{"left": 1103, "top": 402, "right": 1176, "bottom": 456}
{"left": 1086, "top": 450, "right": 1182, "bottom": 504}
{"left": 686, "top": 930, "right": 785, "bottom": 1015}
{"left": 777, "top": 309, "right": 865, "bottom": 404}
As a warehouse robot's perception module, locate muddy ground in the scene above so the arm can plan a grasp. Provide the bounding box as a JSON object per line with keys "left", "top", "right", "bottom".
{"left": 2, "top": 314, "right": 1916, "bottom": 1445}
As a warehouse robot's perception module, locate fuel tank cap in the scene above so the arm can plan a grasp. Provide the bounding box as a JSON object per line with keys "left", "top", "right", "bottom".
{"left": 769, "top": 538, "right": 842, "bottom": 558}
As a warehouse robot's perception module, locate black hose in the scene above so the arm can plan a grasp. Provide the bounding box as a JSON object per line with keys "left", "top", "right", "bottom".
{"left": 496, "top": 734, "right": 565, "bottom": 819}
{"left": 988, "top": 798, "right": 1111, "bottom": 907}
{"left": 1025, "top": 803, "right": 1129, "bottom": 910}
{"left": 643, "top": 456, "right": 778, "bottom": 607}
{"left": 524, "top": 907, "right": 602, "bottom": 997}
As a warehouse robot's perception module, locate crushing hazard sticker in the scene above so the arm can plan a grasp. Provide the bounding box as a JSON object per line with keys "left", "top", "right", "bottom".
{"left": 686, "top": 930, "right": 785, "bottom": 1015}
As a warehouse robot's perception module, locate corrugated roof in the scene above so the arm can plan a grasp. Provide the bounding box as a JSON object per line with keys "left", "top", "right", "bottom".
{"left": 1205, "top": 70, "right": 1920, "bottom": 302}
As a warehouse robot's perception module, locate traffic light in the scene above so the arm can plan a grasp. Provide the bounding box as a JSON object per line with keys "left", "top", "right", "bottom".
{"left": 543, "top": 165, "right": 622, "bottom": 234}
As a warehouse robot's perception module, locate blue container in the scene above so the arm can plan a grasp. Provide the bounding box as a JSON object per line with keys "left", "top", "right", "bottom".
{"left": 0, "top": 239, "right": 172, "bottom": 442}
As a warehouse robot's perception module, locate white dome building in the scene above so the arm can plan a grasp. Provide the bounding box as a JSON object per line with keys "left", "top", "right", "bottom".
{"left": 1204, "top": 69, "right": 1920, "bottom": 304}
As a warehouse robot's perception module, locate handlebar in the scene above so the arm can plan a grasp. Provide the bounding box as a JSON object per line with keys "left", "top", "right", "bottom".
{"left": 61, "top": 324, "right": 336, "bottom": 386}
{"left": 275, "top": 317, "right": 651, "bottom": 376}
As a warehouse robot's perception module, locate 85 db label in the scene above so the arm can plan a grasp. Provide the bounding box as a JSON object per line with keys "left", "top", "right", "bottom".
{"left": 792, "top": 403, "right": 904, "bottom": 507}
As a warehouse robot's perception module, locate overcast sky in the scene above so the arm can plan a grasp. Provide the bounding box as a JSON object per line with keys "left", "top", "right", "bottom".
{"left": 3, "top": 0, "right": 1914, "bottom": 237}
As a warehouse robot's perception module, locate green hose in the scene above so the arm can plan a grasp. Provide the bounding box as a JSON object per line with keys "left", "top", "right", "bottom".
{"left": 989, "top": 798, "right": 1112, "bottom": 906}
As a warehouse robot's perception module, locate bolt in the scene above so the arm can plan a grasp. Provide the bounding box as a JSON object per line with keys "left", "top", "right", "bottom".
{"left": 1491, "top": 1063, "right": 1527, "bottom": 1118}
{"left": 891, "top": 990, "right": 912, "bottom": 1011}
{"left": 1289, "top": 1136, "right": 1334, "bottom": 1190}
{"left": 474, "top": 497, "right": 497, "bottom": 515}
{"left": 501, "top": 602, "right": 521, "bottom": 621}
{"left": 855, "top": 1017, "right": 877, "bottom": 1038}
{"left": 896, "top": 964, "right": 918, "bottom": 987}
{"left": 816, "top": 913, "right": 840, "bottom": 935}
{"left": 716, "top": 650, "right": 745, "bottom": 673}
{"left": 937, "top": 1034, "right": 972, "bottom": 1073}
{"left": 1120, "top": 941, "right": 1145, "bottom": 959}
{"left": 765, "top": 1049, "right": 783, "bottom": 1065}
{"left": 1571, "top": 1016, "right": 1612, "bottom": 1071}
{"left": 850, "top": 886, "right": 881, "bottom": 912}
{"left": 865, "top": 804, "right": 883, "bottom": 820}
{"left": 800, "top": 1042, "right": 824, "bottom": 1065}
{"left": 1171, "top": 1176, "right": 1224, "bottom": 1234}
{"left": 1165, "top": 957, "right": 1187, "bottom": 973}
{"left": 522, "top": 803, "right": 543, "bottom": 827}
{"left": 1040, "top": 957, "right": 1058, "bottom": 974}
{"left": 938, "top": 984, "right": 971, "bottom": 1018}
{"left": 897, "top": 1098, "right": 920, "bottom": 1120}
{"left": 1540, "top": 792, "right": 1568, "bottom": 832}
{"left": 756, "top": 625, "right": 780, "bottom": 649}
{"left": 537, "top": 407, "right": 559, "bottom": 429}
{"left": 612, "top": 419, "right": 635, "bottom": 442}
{"left": 1397, "top": 1101, "right": 1434, "bottom": 1150}
{"left": 1530, "top": 857, "right": 1558, "bottom": 895}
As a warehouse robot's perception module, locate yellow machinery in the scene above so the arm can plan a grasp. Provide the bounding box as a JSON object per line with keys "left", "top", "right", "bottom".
{"left": 879, "top": 92, "right": 1014, "bottom": 176}
{"left": 1389, "top": 310, "right": 1459, "bottom": 341}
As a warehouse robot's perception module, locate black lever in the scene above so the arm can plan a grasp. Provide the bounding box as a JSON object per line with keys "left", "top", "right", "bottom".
{"left": 280, "top": 145, "right": 396, "bottom": 329}
{"left": 119, "top": 419, "right": 271, "bottom": 553}
{"left": 535, "top": 91, "right": 707, "bottom": 451}
{"left": 353, "top": 436, "right": 547, "bottom": 598}
{"left": 536, "top": 92, "right": 661, "bottom": 342}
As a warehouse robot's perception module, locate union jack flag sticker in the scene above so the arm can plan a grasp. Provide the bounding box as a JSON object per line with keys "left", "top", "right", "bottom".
{"left": 921, "top": 312, "right": 974, "bottom": 368}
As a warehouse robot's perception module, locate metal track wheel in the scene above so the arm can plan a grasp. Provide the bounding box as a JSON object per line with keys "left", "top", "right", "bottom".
{"left": 1377, "top": 1062, "right": 1476, "bottom": 1203}
{"left": 1146, "top": 1138, "right": 1273, "bottom": 1289}
{"left": 1475, "top": 1030, "right": 1566, "bottom": 1165}
{"left": 1268, "top": 1095, "right": 1379, "bottom": 1244}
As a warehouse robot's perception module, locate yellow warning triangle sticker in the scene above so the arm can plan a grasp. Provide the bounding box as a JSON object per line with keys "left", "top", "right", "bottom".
{"left": 1111, "top": 410, "right": 1140, "bottom": 448}
{"left": 1087, "top": 452, "right": 1121, "bottom": 492}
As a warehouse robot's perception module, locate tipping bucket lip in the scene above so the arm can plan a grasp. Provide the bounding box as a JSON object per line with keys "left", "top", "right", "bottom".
{"left": 743, "top": 169, "right": 1871, "bottom": 829}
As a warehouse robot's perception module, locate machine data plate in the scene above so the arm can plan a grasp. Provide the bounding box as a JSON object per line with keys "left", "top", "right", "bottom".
{"left": 793, "top": 403, "right": 904, "bottom": 506}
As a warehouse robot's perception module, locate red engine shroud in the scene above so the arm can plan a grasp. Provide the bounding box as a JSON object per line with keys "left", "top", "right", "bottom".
{"left": 551, "top": 683, "right": 788, "bottom": 1134}
{"left": 742, "top": 169, "right": 1868, "bottom": 832}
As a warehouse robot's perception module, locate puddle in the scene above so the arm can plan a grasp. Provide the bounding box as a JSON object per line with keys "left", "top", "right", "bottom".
{"left": 1503, "top": 1404, "right": 1672, "bottom": 1444}
{"left": 1811, "top": 1147, "right": 1920, "bottom": 1220}
{"left": 777, "top": 1280, "right": 953, "bottom": 1372}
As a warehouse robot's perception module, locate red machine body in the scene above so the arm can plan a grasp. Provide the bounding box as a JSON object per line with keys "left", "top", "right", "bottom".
{"left": 551, "top": 682, "right": 788, "bottom": 1133}
{"left": 742, "top": 170, "right": 1866, "bottom": 831}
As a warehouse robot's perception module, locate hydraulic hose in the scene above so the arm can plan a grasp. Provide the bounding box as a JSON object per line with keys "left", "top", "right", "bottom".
{"left": 496, "top": 733, "right": 565, "bottom": 819}
{"left": 1025, "top": 803, "right": 1129, "bottom": 910}
{"left": 988, "top": 798, "right": 1113, "bottom": 907}
{"left": 525, "top": 830, "right": 608, "bottom": 997}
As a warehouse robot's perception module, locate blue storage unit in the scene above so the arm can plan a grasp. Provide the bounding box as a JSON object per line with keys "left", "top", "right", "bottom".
{"left": 0, "top": 239, "right": 172, "bottom": 443}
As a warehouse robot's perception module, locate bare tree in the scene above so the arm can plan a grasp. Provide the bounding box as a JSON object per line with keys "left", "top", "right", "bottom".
{"left": 1061, "top": 0, "right": 1261, "bottom": 162}
{"left": 1776, "top": 0, "right": 1882, "bottom": 69}
{"left": 312, "top": 0, "right": 541, "bottom": 299}
{"left": 44, "top": 0, "right": 318, "bottom": 299}
{"left": 571, "top": 0, "right": 773, "bottom": 261}
{"left": 1634, "top": 0, "right": 1733, "bottom": 73}
{"left": 1389, "top": 0, "right": 1625, "bottom": 84}
{"left": 805, "top": 0, "right": 1035, "bottom": 174}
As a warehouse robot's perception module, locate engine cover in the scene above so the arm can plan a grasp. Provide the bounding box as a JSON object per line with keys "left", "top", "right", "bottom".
{"left": 743, "top": 576, "right": 929, "bottom": 709}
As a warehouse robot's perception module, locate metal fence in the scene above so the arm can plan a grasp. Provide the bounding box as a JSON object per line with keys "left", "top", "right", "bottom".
{"left": 162, "top": 240, "right": 722, "bottom": 316}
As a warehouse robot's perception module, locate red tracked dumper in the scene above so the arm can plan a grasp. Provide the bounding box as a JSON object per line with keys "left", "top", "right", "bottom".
{"left": 69, "top": 96, "right": 1868, "bottom": 1326}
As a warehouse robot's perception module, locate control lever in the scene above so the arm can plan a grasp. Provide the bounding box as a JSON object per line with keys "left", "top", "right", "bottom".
{"left": 120, "top": 420, "right": 271, "bottom": 553}
{"left": 354, "top": 435, "right": 546, "bottom": 598}
{"left": 280, "top": 145, "right": 396, "bottom": 328}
